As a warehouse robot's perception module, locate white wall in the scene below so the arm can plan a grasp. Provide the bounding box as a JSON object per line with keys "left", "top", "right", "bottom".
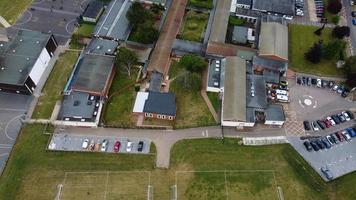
{"left": 222, "top": 120, "right": 255, "bottom": 127}
{"left": 29, "top": 48, "right": 51, "bottom": 85}
{"left": 265, "top": 120, "right": 284, "bottom": 126}
{"left": 207, "top": 86, "right": 221, "bottom": 93}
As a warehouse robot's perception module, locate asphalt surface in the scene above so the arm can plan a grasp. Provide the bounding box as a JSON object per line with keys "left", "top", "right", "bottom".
{"left": 289, "top": 135, "right": 356, "bottom": 181}
{"left": 342, "top": 0, "right": 356, "bottom": 55}
{"left": 0, "top": 93, "right": 32, "bottom": 174}
{"left": 49, "top": 133, "right": 151, "bottom": 154}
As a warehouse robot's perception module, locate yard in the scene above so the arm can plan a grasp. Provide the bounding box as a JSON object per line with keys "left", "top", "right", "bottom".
{"left": 103, "top": 68, "right": 139, "bottom": 127}
{"left": 2, "top": 126, "right": 356, "bottom": 199}
{"left": 179, "top": 10, "right": 209, "bottom": 43}
{"left": 207, "top": 92, "right": 221, "bottom": 113}
{"left": 74, "top": 23, "right": 95, "bottom": 38}
{"left": 188, "top": 0, "right": 213, "bottom": 9}
{"left": 32, "top": 51, "right": 79, "bottom": 119}
{"left": 0, "top": 0, "right": 32, "bottom": 24}
{"left": 289, "top": 24, "right": 345, "bottom": 76}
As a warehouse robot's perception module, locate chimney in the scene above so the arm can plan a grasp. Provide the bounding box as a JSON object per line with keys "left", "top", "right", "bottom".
{"left": 0, "top": 28, "right": 9, "bottom": 42}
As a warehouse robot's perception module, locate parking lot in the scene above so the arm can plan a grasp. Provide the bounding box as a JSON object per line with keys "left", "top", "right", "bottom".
{"left": 48, "top": 133, "right": 152, "bottom": 154}
{"left": 0, "top": 93, "right": 32, "bottom": 173}
{"left": 289, "top": 135, "right": 356, "bottom": 181}
{"left": 10, "top": 0, "right": 88, "bottom": 45}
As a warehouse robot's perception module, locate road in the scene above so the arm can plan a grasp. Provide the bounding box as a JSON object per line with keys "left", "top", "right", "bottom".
{"left": 342, "top": 0, "right": 356, "bottom": 55}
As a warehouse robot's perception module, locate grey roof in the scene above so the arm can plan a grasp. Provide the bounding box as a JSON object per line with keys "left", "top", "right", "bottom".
{"left": 71, "top": 54, "right": 115, "bottom": 96}
{"left": 259, "top": 22, "right": 288, "bottom": 61}
{"left": 263, "top": 70, "right": 280, "bottom": 83}
{"left": 0, "top": 30, "right": 52, "bottom": 85}
{"left": 93, "top": 0, "right": 132, "bottom": 41}
{"left": 149, "top": 70, "right": 163, "bottom": 92}
{"left": 83, "top": 1, "right": 104, "bottom": 19}
{"left": 265, "top": 104, "right": 285, "bottom": 121}
{"left": 143, "top": 92, "right": 176, "bottom": 116}
{"left": 253, "top": 56, "right": 288, "bottom": 72}
{"left": 58, "top": 91, "right": 97, "bottom": 121}
{"left": 236, "top": 0, "right": 252, "bottom": 5}
{"left": 246, "top": 74, "right": 267, "bottom": 109}
{"left": 137, "top": 0, "right": 167, "bottom": 5}
{"left": 246, "top": 107, "right": 255, "bottom": 123}
{"left": 236, "top": 7, "right": 261, "bottom": 18}
{"left": 207, "top": 59, "right": 225, "bottom": 89}
{"left": 252, "top": 0, "right": 294, "bottom": 16}
{"left": 85, "top": 38, "right": 118, "bottom": 55}
{"left": 232, "top": 26, "right": 248, "bottom": 44}
{"left": 209, "top": 0, "right": 231, "bottom": 43}
{"left": 222, "top": 57, "right": 246, "bottom": 121}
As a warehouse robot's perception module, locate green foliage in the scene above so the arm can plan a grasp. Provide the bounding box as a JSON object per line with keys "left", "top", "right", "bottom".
{"left": 172, "top": 72, "right": 202, "bottom": 92}
{"left": 126, "top": 2, "right": 150, "bottom": 25}
{"left": 344, "top": 56, "right": 356, "bottom": 87}
{"left": 116, "top": 47, "right": 138, "bottom": 76}
{"left": 150, "top": 3, "right": 165, "bottom": 14}
{"left": 305, "top": 42, "right": 323, "bottom": 63}
{"left": 132, "top": 21, "right": 159, "bottom": 44}
{"left": 330, "top": 15, "right": 340, "bottom": 25}
{"left": 179, "top": 54, "right": 207, "bottom": 73}
{"left": 228, "top": 16, "right": 246, "bottom": 26}
{"left": 327, "top": 0, "right": 342, "bottom": 14}
{"left": 188, "top": 0, "right": 213, "bottom": 9}
{"left": 332, "top": 26, "right": 350, "bottom": 39}
{"left": 322, "top": 40, "right": 346, "bottom": 60}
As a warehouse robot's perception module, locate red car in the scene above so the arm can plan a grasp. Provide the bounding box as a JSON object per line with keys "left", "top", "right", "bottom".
{"left": 336, "top": 132, "right": 345, "bottom": 142}
{"left": 114, "top": 141, "right": 121, "bottom": 152}
{"left": 323, "top": 119, "right": 331, "bottom": 128}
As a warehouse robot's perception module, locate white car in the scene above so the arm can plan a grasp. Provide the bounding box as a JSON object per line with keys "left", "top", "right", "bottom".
{"left": 326, "top": 116, "right": 336, "bottom": 126}
{"left": 100, "top": 139, "right": 108, "bottom": 152}
{"left": 317, "top": 79, "right": 322, "bottom": 88}
{"left": 126, "top": 141, "right": 133, "bottom": 152}
{"left": 342, "top": 111, "right": 351, "bottom": 121}
{"left": 343, "top": 131, "right": 351, "bottom": 141}
{"left": 82, "top": 139, "right": 89, "bottom": 149}
{"left": 311, "top": 121, "right": 319, "bottom": 131}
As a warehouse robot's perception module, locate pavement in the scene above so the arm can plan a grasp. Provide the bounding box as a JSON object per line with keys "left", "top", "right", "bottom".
{"left": 342, "top": 0, "right": 356, "bottom": 55}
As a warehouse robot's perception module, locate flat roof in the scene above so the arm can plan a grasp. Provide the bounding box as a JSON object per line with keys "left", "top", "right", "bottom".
{"left": 265, "top": 104, "right": 285, "bottom": 121}
{"left": 253, "top": 56, "right": 288, "bottom": 72}
{"left": 207, "top": 59, "right": 225, "bottom": 89}
{"left": 71, "top": 54, "right": 115, "bottom": 96}
{"left": 133, "top": 91, "right": 149, "bottom": 113}
{"left": 93, "top": 0, "right": 131, "bottom": 40}
{"left": 143, "top": 92, "right": 176, "bottom": 116}
{"left": 209, "top": 0, "right": 231, "bottom": 43}
{"left": 85, "top": 38, "right": 118, "bottom": 55}
{"left": 0, "top": 30, "right": 52, "bottom": 85}
{"left": 58, "top": 91, "right": 97, "bottom": 121}
{"left": 232, "top": 26, "right": 248, "bottom": 44}
{"left": 259, "top": 22, "right": 288, "bottom": 61}
{"left": 222, "top": 57, "right": 246, "bottom": 121}
{"left": 83, "top": 1, "right": 104, "bottom": 19}
{"left": 246, "top": 74, "right": 267, "bottom": 109}
{"left": 252, "top": 0, "right": 294, "bottom": 16}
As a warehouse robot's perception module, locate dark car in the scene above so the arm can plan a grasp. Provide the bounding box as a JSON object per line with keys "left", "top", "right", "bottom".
{"left": 311, "top": 78, "right": 317, "bottom": 85}
{"left": 331, "top": 133, "right": 339, "bottom": 144}
{"left": 317, "top": 120, "right": 326, "bottom": 129}
{"left": 342, "top": 88, "right": 350, "bottom": 97}
{"left": 310, "top": 141, "right": 320, "bottom": 151}
{"left": 321, "top": 138, "right": 331, "bottom": 149}
{"left": 352, "top": 11, "right": 356, "bottom": 17}
{"left": 303, "top": 141, "right": 313, "bottom": 152}
{"left": 337, "top": 86, "right": 344, "bottom": 94}
{"left": 297, "top": 77, "right": 302, "bottom": 85}
{"left": 328, "top": 81, "right": 334, "bottom": 88}
{"left": 338, "top": 114, "right": 346, "bottom": 123}
{"left": 331, "top": 115, "right": 341, "bottom": 124}
{"left": 307, "top": 77, "right": 312, "bottom": 86}
{"left": 137, "top": 141, "right": 144, "bottom": 152}
{"left": 336, "top": 131, "right": 345, "bottom": 142}
{"left": 316, "top": 139, "right": 325, "bottom": 149}
{"left": 302, "top": 77, "right": 307, "bottom": 84}
{"left": 321, "top": 166, "right": 333, "bottom": 180}
{"left": 303, "top": 120, "right": 311, "bottom": 130}
{"left": 346, "top": 111, "right": 354, "bottom": 119}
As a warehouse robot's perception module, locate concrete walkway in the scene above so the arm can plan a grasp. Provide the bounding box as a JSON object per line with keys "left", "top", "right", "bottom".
{"left": 0, "top": 16, "right": 11, "bottom": 28}
{"left": 56, "top": 126, "right": 286, "bottom": 168}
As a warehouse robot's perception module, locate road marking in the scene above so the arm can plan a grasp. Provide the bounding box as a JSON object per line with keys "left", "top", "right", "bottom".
{"left": 4, "top": 114, "right": 24, "bottom": 141}
{"left": 0, "top": 108, "right": 27, "bottom": 112}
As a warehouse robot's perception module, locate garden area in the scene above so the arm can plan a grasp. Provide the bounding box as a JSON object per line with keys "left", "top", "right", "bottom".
{"left": 178, "top": 10, "right": 209, "bottom": 43}
{"left": 188, "top": 0, "right": 213, "bottom": 9}
{"left": 0, "top": 0, "right": 32, "bottom": 24}
{"left": 2, "top": 124, "right": 356, "bottom": 199}
{"left": 289, "top": 24, "right": 346, "bottom": 76}
{"left": 69, "top": 23, "right": 95, "bottom": 49}
{"left": 32, "top": 51, "right": 79, "bottom": 119}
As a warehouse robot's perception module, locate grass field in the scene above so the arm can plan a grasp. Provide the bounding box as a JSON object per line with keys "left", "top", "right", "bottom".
{"left": 289, "top": 24, "right": 345, "bottom": 76}
{"left": 2, "top": 125, "right": 356, "bottom": 199}
{"left": 179, "top": 10, "right": 209, "bottom": 43}
{"left": 0, "top": 0, "right": 32, "bottom": 24}
{"left": 32, "top": 51, "right": 79, "bottom": 119}
{"left": 74, "top": 24, "right": 95, "bottom": 38}
{"left": 188, "top": 0, "right": 213, "bottom": 9}
{"left": 103, "top": 68, "right": 139, "bottom": 127}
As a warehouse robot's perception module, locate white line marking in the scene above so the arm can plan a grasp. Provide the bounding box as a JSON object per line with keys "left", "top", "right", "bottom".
{"left": 65, "top": 19, "right": 76, "bottom": 35}
{"left": 0, "top": 108, "right": 27, "bottom": 112}
{"left": 5, "top": 114, "right": 23, "bottom": 141}
{"left": 13, "top": 10, "right": 32, "bottom": 26}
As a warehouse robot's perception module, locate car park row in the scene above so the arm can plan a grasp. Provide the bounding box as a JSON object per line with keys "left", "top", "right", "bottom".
{"left": 314, "top": 0, "right": 325, "bottom": 19}
{"left": 296, "top": 0, "right": 305, "bottom": 16}
{"left": 303, "top": 110, "right": 354, "bottom": 131}
{"left": 82, "top": 138, "right": 145, "bottom": 153}
{"left": 267, "top": 80, "right": 290, "bottom": 103}
{"left": 296, "top": 76, "right": 350, "bottom": 98}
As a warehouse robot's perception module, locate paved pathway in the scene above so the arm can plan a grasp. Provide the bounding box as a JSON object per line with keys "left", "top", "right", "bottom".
{"left": 200, "top": 68, "right": 219, "bottom": 123}
{"left": 0, "top": 16, "right": 11, "bottom": 28}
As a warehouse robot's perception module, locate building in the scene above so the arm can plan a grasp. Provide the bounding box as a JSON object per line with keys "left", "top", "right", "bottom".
{"left": 252, "top": 56, "right": 288, "bottom": 75}
{"left": 252, "top": 0, "right": 294, "bottom": 19}
{"left": 85, "top": 38, "right": 118, "bottom": 55}
{"left": 258, "top": 22, "right": 288, "bottom": 62}
{"left": 65, "top": 54, "right": 115, "bottom": 97}
{"left": 136, "top": 0, "right": 167, "bottom": 6}
{"left": 232, "top": 26, "right": 255, "bottom": 44}
{"left": 0, "top": 30, "right": 57, "bottom": 95}
{"left": 148, "top": 70, "right": 163, "bottom": 92}
{"left": 264, "top": 104, "right": 285, "bottom": 126}
{"left": 207, "top": 59, "right": 225, "bottom": 92}
{"left": 133, "top": 91, "right": 176, "bottom": 120}
{"left": 93, "top": 0, "right": 132, "bottom": 41}
{"left": 230, "top": 0, "right": 252, "bottom": 11}
{"left": 82, "top": 1, "right": 105, "bottom": 23}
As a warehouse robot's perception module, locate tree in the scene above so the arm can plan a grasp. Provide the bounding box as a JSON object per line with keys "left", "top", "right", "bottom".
{"left": 344, "top": 56, "right": 356, "bottom": 87}
{"left": 322, "top": 40, "right": 346, "bottom": 60}
{"left": 126, "top": 2, "right": 150, "bottom": 26}
{"left": 116, "top": 47, "right": 138, "bottom": 77}
{"left": 172, "top": 72, "right": 202, "bottom": 91}
{"left": 327, "top": 0, "right": 342, "bottom": 14}
{"left": 134, "top": 22, "right": 159, "bottom": 44}
{"left": 305, "top": 43, "right": 323, "bottom": 63}
{"left": 179, "top": 54, "right": 207, "bottom": 73}
{"left": 332, "top": 26, "right": 350, "bottom": 39}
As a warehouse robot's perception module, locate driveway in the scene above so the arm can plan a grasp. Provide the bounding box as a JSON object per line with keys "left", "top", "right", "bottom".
{"left": 0, "top": 93, "right": 32, "bottom": 173}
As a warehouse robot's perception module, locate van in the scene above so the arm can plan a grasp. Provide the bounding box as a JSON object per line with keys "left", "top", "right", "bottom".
{"left": 276, "top": 89, "right": 288, "bottom": 95}
{"left": 276, "top": 95, "right": 289, "bottom": 102}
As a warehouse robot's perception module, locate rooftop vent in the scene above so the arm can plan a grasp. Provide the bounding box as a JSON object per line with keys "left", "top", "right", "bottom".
{"left": 19, "top": 69, "right": 23, "bottom": 73}
{"left": 107, "top": 49, "right": 111, "bottom": 52}
{"left": 73, "top": 101, "right": 80, "bottom": 106}
{"left": 12, "top": 49, "right": 16, "bottom": 53}
{"left": 36, "top": 41, "right": 40, "bottom": 44}
{"left": 26, "top": 57, "right": 30, "bottom": 61}
{"left": 19, "top": 39, "right": 23, "bottom": 42}
{"left": 1, "top": 67, "right": 5, "bottom": 70}
{"left": 96, "top": 45, "right": 102, "bottom": 49}
{"left": 0, "top": 43, "right": 3, "bottom": 47}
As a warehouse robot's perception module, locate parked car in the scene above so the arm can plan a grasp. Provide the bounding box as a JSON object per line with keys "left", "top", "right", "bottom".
{"left": 331, "top": 115, "right": 341, "bottom": 124}
{"left": 322, "top": 80, "right": 329, "bottom": 88}
{"left": 101, "top": 139, "right": 108, "bottom": 152}
{"left": 347, "top": 128, "right": 356, "bottom": 137}
{"left": 316, "top": 139, "right": 326, "bottom": 149}
{"left": 327, "top": 134, "right": 335, "bottom": 145}
{"left": 342, "top": 130, "right": 351, "bottom": 141}
{"left": 310, "top": 141, "right": 320, "bottom": 151}
{"left": 326, "top": 117, "right": 336, "bottom": 126}
{"left": 321, "top": 166, "right": 333, "bottom": 180}
{"left": 342, "top": 111, "right": 351, "bottom": 121}
{"left": 316, "top": 79, "right": 322, "bottom": 87}
{"left": 332, "top": 85, "right": 339, "bottom": 91}
{"left": 346, "top": 111, "right": 354, "bottom": 119}
{"left": 303, "top": 120, "right": 311, "bottom": 130}
{"left": 321, "top": 137, "right": 331, "bottom": 149}
{"left": 303, "top": 141, "right": 313, "bottom": 152}
{"left": 352, "top": 11, "right": 356, "bottom": 17}
{"left": 89, "top": 140, "right": 95, "bottom": 151}
{"left": 328, "top": 81, "right": 334, "bottom": 88}
{"left": 114, "top": 141, "right": 121, "bottom": 153}
{"left": 311, "top": 78, "right": 317, "bottom": 85}
{"left": 331, "top": 133, "right": 339, "bottom": 144}
{"left": 338, "top": 114, "right": 346, "bottom": 123}
{"left": 82, "top": 139, "right": 89, "bottom": 149}
{"left": 342, "top": 88, "right": 350, "bottom": 97}
{"left": 353, "top": 19, "right": 356, "bottom": 26}
{"left": 307, "top": 77, "right": 312, "bottom": 86}
{"left": 311, "top": 121, "right": 319, "bottom": 131}
{"left": 317, "top": 120, "right": 326, "bottom": 129}
{"left": 126, "top": 141, "right": 133, "bottom": 152}
{"left": 280, "top": 80, "right": 288, "bottom": 86}
{"left": 336, "top": 131, "right": 345, "bottom": 142}
{"left": 323, "top": 119, "right": 331, "bottom": 128}
{"left": 137, "top": 141, "right": 144, "bottom": 152}
{"left": 297, "top": 77, "right": 302, "bottom": 85}
{"left": 337, "top": 86, "right": 344, "bottom": 94}
{"left": 302, "top": 77, "right": 307, "bottom": 85}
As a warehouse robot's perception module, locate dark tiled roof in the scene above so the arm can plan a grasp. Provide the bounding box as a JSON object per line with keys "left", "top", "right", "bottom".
{"left": 149, "top": 71, "right": 163, "bottom": 92}
{"left": 253, "top": 56, "right": 288, "bottom": 72}
{"left": 265, "top": 104, "right": 285, "bottom": 121}
{"left": 83, "top": 1, "right": 104, "bottom": 19}
{"left": 143, "top": 92, "right": 176, "bottom": 116}
{"left": 236, "top": 0, "right": 252, "bottom": 5}
{"left": 246, "top": 74, "right": 267, "bottom": 109}
{"left": 252, "top": 0, "right": 294, "bottom": 16}
{"left": 85, "top": 38, "right": 118, "bottom": 55}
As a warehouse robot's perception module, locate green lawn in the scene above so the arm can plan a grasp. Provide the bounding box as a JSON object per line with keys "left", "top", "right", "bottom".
{"left": 207, "top": 92, "right": 221, "bottom": 113}
{"left": 2, "top": 126, "right": 356, "bottom": 199}
{"left": 289, "top": 24, "right": 345, "bottom": 76}
{"left": 179, "top": 10, "right": 209, "bottom": 43}
{"left": 188, "top": 0, "right": 213, "bottom": 9}
{"left": 32, "top": 51, "right": 79, "bottom": 119}
{"left": 0, "top": 0, "right": 32, "bottom": 24}
{"left": 103, "top": 68, "right": 139, "bottom": 127}
{"left": 74, "top": 24, "right": 95, "bottom": 38}
{"left": 168, "top": 60, "right": 187, "bottom": 79}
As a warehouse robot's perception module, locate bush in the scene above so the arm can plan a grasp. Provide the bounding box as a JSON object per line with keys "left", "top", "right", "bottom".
{"left": 327, "top": 0, "right": 342, "bottom": 14}
{"left": 305, "top": 43, "right": 323, "bottom": 63}
{"left": 330, "top": 15, "right": 340, "bottom": 25}
{"left": 172, "top": 72, "right": 202, "bottom": 91}
{"left": 179, "top": 54, "right": 207, "bottom": 73}
{"left": 228, "top": 16, "right": 246, "bottom": 26}
{"left": 322, "top": 40, "right": 346, "bottom": 60}
{"left": 332, "top": 26, "right": 350, "bottom": 39}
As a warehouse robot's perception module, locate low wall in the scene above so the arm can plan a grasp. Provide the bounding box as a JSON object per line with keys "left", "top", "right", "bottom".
{"left": 243, "top": 136, "right": 287, "bottom": 145}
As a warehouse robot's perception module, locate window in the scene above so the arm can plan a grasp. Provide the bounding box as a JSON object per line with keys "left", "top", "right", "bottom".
{"left": 145, "top": 113, "right": 153, "bottom": 117}
{"left": 168, "top": 116, "right": 173, "bottom": 120}
{"left": 162, "top": 115, "right": 166, "bottom": 119}
{"left": 157, "top": 114, "right": 162, "bottom": 119}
